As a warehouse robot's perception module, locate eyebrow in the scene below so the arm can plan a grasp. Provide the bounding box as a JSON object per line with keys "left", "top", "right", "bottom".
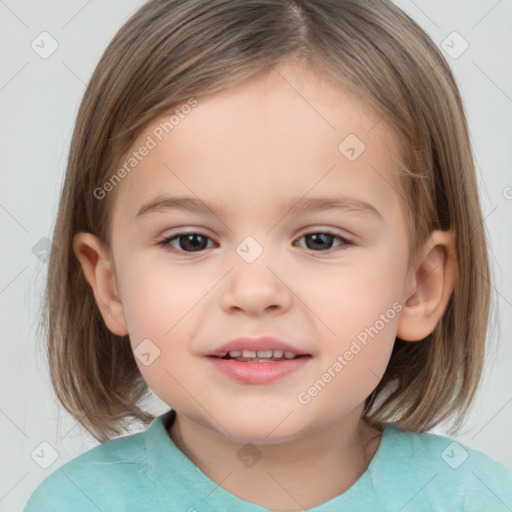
{"left": 135, "top": 194, "right": 383, "bottom": 220}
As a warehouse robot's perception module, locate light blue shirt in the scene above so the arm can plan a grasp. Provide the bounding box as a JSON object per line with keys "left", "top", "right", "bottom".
{"left": 24, "top": 409, "right": 512, "bottom": 511}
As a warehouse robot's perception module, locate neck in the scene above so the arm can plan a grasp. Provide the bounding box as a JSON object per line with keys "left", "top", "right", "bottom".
{"left": 167, "top": 407, "right": 383, "bottom": 511}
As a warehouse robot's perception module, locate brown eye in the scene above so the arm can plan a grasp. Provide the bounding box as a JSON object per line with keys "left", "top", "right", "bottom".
{"left": 296, "top": 232, "right": 351, "bottom": 251}
{"left": 159, "top": 233, "right": 214, "bottom": 253}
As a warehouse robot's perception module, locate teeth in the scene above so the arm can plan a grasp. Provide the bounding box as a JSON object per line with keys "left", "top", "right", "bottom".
{"left": 221, "top": 349, "right": 299, "bottom": 359}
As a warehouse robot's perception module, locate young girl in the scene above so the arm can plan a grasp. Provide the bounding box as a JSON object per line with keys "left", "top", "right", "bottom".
{"left": 24, "top": 0, "right": 512, "bottom": 510}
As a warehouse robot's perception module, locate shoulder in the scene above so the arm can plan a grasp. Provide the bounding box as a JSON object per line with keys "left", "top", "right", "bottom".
{"left": 23, "top": 423, "right": 157, "bottom": 511}
{"left": 379, "top": 423, "right": 512, "bottom": 511}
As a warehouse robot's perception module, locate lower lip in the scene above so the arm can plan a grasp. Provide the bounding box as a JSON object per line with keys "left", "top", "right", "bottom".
{"left": 206, "top": 356, "right": 311, "bottom": 384}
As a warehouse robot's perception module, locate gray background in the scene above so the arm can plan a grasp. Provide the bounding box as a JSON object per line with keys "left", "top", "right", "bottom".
{"left": 1, "top": 1, "right": 511, "bottom": 510}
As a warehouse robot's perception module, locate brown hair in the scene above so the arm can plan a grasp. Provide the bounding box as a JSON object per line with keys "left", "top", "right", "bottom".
{"left": 39, "top": 0, "right": 490, "bottom": 443}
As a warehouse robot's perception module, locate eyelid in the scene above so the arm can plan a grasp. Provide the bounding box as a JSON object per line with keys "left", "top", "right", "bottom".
{"left": 159, "top": 227, "right": 217, "bottom": 241}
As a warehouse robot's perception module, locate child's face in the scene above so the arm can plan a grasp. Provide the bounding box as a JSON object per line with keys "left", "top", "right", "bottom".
{"left": 107, "top": 61, "right": 413, "bottom": 442}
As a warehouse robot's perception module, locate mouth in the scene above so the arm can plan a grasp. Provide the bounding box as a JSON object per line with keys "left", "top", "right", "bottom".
{"left": 206, "top": 337, "right": 312, "bottom": 384}
{"left": 210, "top": 350, "right": 310, "bottom": 363}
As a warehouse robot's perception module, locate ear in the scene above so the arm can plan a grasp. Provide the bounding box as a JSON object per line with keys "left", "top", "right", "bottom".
{"left": 72, "top": 232, "right": 128, "bottom": 336}
{"left": 397, "top": 230, "right": 457, "bottom": 342}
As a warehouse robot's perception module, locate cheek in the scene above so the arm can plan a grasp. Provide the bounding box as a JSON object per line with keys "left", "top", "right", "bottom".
{"left": 297, "top": 262, "right": 402, "bottom": 418}
{"left": 302, "top": 244, "right": 406, "bottom": 385}
{"left": 307, "top": 249, "right": 407, "bottom": 335}
{"left": 117, "top": 259, "right": 209, "bottom": 407}
{"left": 119, "top": 256, "right": 209, "bottom": 341}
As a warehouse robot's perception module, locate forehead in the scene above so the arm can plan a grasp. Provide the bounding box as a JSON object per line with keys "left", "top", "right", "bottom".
{"left": 111, "top": 61, "right": 405, "bottom": 220}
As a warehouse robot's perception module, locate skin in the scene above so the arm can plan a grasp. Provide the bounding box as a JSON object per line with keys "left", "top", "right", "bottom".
{"left": 74, "top": 60, "right": 456, "bottom": 511}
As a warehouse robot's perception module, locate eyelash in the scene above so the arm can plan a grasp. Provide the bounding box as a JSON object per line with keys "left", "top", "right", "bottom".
{"left": 157, "top": 230, "right": 353, "bottom": 255}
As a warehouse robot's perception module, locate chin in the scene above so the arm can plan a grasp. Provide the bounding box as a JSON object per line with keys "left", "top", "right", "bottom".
{"left": 217, "top": 412, "right": 310, "bottom": 445}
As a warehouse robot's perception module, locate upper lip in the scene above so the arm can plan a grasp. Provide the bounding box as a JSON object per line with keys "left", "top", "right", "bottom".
{"left": 206, "top": 336, "right": 310, "bottom": 357}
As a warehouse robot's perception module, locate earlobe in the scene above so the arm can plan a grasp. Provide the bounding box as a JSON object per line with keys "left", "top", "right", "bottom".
{"left": 72, "top": 232, "right": 128, "bottom": 336}
{"left": 396, "top": 230, "right": 457, "bottom": 342}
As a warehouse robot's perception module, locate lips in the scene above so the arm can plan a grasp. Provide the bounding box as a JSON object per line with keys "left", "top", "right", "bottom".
{"left": 206, "top": 336, "right": 312, "bottom": 384}
{"left": 205, "top": 336, "right": 312, "bottom": 383}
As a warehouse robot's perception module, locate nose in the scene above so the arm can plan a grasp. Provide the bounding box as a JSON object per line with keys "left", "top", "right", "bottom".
{"left": 218, "top": 248, "right": 292, "bottom": 316}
